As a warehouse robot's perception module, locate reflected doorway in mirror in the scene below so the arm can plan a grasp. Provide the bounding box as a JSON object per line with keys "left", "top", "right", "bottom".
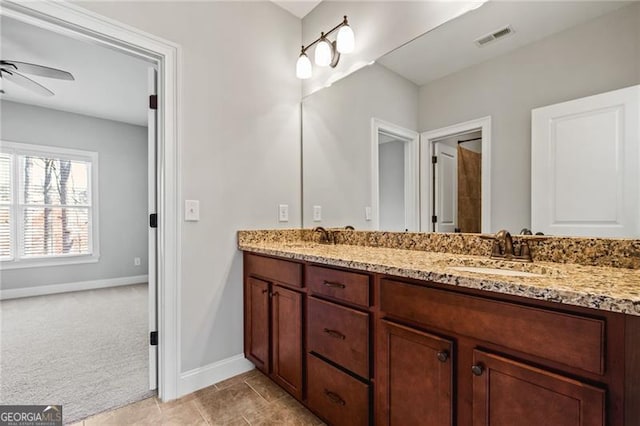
{"left": 420, "top": 116, "right": 492, "bottom": 234}
{"left": 371, "top": 118, "right": 419, "bottom": 232}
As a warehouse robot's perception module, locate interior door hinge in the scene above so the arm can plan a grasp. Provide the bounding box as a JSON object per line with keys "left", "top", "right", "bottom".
{"left": 149, "top": 95, "right": 158, "bottom": 110}
{"left": 432, "top": 215, "right": 438, "bottom": 223}
{"left": 150, "top": 213, "right": 158, "bottom": 228}
{"left": 432, "top": 155, "right": 437, "bottom": 164}
{"left": 150, "top": 331, "right": 158, "bottom": 346}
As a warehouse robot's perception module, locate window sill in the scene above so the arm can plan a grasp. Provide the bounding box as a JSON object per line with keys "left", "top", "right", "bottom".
{"left": 1, "top": 255, "right": 100, "bottom": 270}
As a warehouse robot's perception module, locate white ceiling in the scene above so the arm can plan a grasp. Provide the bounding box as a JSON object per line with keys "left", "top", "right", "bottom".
{"left": 378, "top": 1, "right": 630, "bottom": 87}
{"left": 272, "top": 0, "right": 322, "bottom": 19}
{"left": 1, "top": 16, "right": 152, "bottom": 126}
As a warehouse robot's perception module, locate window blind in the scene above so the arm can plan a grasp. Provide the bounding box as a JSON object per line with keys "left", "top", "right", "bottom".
{"left": 20, "top": 155, "right": 92, "bottom": 258}
{"left": 0, "top": 154, "right": 11, "bottom": 259}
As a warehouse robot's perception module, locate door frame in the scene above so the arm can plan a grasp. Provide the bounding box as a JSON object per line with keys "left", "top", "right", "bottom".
{"left": 1, "top": 0, "right": 182, "bottom": 401}
{"left": 420, "top": 116, "right": 492, "bottom": 233}
{"left": 371, "top": 118, "right": 419, "bottom": 231}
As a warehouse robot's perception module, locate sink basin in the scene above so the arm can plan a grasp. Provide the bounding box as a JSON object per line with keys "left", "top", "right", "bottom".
{"left": 449, "top": 266, "right": 543, "bottom": 278}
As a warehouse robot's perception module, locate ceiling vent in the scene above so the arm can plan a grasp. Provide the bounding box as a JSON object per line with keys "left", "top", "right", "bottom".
{"left": 474, "top": 25, "right": 514, "bottom": 47}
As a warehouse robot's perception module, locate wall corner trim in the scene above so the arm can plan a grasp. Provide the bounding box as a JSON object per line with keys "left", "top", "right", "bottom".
{"left": 0, "top": 275, "right": 150, "bottom": 300}
{"left": 177, "top": 354, "right": 255, "bottom": 397}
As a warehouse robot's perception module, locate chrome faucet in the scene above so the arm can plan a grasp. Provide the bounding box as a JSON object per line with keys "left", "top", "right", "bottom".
{"left": 481, "top": 229, "right": 532, "bottom": 262}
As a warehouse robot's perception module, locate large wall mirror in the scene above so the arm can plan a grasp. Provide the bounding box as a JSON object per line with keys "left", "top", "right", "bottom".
{"left": 302, "top": 1, "right": 640, "bottom": 238}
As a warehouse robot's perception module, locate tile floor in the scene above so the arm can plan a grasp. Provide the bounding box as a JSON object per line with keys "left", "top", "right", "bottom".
{"left": 72, "top": 369, "right": 324, "bottom": 425}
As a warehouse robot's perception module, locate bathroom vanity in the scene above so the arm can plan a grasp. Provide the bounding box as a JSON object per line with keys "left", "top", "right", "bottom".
{"left": 239, "top": 230, "right": 640, "bottom": 426}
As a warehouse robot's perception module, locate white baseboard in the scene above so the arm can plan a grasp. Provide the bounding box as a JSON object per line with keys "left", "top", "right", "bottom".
{"left": 0, "top": 275, "right": 149, "bottom": 300}
{"left": 177, "top": 354, "right": 255, "bottom": 398}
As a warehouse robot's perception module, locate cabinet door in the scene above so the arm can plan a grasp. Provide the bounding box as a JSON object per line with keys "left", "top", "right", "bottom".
{"left": 377, "top": 320, "right": 453, "bottom": 426}
{"left": 472, "top": 350, "right": 605, "bottom": 426}
{"left": 245, "top": 277, "right": 270, "bottom": 373}
{"left": 272, "top": 285, "right": 303, "bottom": 399}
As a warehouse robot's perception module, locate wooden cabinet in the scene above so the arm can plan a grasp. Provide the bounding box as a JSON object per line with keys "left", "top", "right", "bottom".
{"left": 307, "top": 297, "right": 369, "bottom": 378}
{"left": 244, "top": 254, "right": 303, "bottom": 399}
{"left": 272, "top": 285, "right": 303, "bottom": 399}
{"left": 472, "top": 350, "right": 605, "bottom": 426}
{"left": 245, "top": 277, "right": 270, "bottom": 372}
{"left": 307, "top": 354, "right": 370, "bottom": 426}
{"left": 242, "top": 252, "right": 639, "bottom": 426}
{"left": 307, "top": 265, "right": 370, "bottom": 307}
{"left": 376, "top": 320, "right": 453, "bottom": 426}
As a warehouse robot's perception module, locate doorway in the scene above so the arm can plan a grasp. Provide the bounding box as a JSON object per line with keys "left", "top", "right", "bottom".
{"left": 371, "top": 118, "right": 419, "bottom": 232}
{"left": 0, "top": 13, "right": 159, "bottom": 422}
{"left": 0, "top": 0, "right": 180, "bottom": 405}
{"left": 420, "top": 117, "right": 492, "bottom": 233}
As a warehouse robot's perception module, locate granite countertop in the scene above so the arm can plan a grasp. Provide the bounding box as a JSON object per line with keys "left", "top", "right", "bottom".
{"left": 238, "top": 240, "right": 640, "bottom": 316}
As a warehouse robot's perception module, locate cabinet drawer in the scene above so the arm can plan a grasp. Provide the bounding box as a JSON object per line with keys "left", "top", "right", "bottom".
{"left": 307, "top": 354, "right": 369, "bottom": 426}
{"left": 245, "top": 253, "right": 302, "bottom": 288}
{"left": 307, "top": 265, "right": 370, "bottom": 307}
{"left": 308, "top": 297, "right": 369, "bottom": 378}
{"left": 380, "top": 279, "right": 605, "bottom": 375}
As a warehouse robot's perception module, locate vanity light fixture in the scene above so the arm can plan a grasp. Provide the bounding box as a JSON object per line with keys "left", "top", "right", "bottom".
{"left": 296, "top": 15, "right": 355, "bottom": 79}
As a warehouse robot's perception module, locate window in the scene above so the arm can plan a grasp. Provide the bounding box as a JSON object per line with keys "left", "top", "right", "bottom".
{"left": 0, "top": 142, "right": 99, "bottom": 268}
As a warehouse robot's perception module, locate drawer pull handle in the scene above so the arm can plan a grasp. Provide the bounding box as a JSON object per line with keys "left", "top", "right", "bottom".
{"left": 323, "top": 328, "right": 346, "bottom": 340}
{"left": 323, "top": 280, "right": 346, "bottom": 289}
{"left": 471, "top": 364, "right": 484, "bottom": 376}
{"left": 436, "top": 351, "right": 449, "bottom": 362}
{"left": 324, "top": 389, "right": 346, "bottom": 406}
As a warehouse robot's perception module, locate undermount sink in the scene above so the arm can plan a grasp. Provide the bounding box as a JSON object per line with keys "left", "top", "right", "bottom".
{"left": 449, "top": 266, "right": 543, "bottom": 278}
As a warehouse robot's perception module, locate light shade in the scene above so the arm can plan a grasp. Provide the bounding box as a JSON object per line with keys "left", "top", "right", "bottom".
{"left": 336, "top": 24, "right": 355, "bottom": 54}
{"left": 296, "top": 53, "right": 312, "bottom": 79}
{"left": 315, "top": 39, "right": 332, "bottom": 67}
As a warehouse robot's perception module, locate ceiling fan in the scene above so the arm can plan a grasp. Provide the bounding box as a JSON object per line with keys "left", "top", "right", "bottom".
{"left": 0, "top": 60, "right": 74, "bottom": 97}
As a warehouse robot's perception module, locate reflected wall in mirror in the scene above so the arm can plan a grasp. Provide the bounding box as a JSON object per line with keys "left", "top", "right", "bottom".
{"left": 302, "top": 1, "right": 640, "bottom": 237}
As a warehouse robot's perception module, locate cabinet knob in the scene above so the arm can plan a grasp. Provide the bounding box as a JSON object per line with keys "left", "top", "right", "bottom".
{"left": 436, "top": 351, "right": 449, "bottom": 362}
{"left": 261, "top": 289, "right": 268, "bottom": 294}
{"left": 471, "top": 364, "right": 484, "bottom": 376}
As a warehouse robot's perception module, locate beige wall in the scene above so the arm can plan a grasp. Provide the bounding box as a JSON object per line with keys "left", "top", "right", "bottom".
{"left": 76, "top": 1, "right": 301, "bottom": 374}
{"left": 418, "top": 3, "right": 640, "bottom": 232}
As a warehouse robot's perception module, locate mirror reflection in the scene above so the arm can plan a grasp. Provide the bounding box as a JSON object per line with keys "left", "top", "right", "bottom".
{"left": 302, "top": 1, "right": 640, "bottom": 237}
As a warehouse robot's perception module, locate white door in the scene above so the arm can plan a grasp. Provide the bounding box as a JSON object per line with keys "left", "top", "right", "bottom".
{"left": 148, "top": 68, "right": 158, "bottom": 390}
{"left": 532, "top": 84, "right": 639, "bottom": 237}
{"left": 434, "top": 143, "right": 458, "bottom": 233}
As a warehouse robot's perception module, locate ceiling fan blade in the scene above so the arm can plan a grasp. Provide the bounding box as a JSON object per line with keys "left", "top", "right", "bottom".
{"left": 2, "top": 70, "right": 54, "bottom": 96}
{"left": 1, "top": 60, "right": 74, "bottom": 80}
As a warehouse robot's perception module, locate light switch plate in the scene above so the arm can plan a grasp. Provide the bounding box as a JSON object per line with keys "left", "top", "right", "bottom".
{"left": 313, "top": 205, "right": 322, "bottom": 222}
{"left": 278, "top": 204, "right": 289, "bottom": 222}
{"left": 365, "top": 206, "right": 372, "bottom": 221}
{"left": 185, "top": 200, "right": 200, "bottom": 221}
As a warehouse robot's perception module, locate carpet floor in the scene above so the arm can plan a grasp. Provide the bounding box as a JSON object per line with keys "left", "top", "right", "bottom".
{"left": 0, "top": 284, "right": 154, "bottom": 424}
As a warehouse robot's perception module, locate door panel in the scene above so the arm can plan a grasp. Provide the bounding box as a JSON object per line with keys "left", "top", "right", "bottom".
{"left": 472, "top": 350, "right": 605, "bottom": 426}
{"left": 377, "top": 320, "right": 453, "bottom": 426}
{"left": 246, "top": 277, "right": 270, "bottom": 372}
{"left": 272, "top": 285, "right": 303, "bottom": 399}
{"left": 532, "top": 84, "right": 639, "bottom": 237}
{"left": 435, "top": 143, "right": 458, "bottom": 232}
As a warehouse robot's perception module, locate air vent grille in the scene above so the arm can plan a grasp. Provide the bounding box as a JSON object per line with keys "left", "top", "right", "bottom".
{"left": 475, "top": 25, "right": 514, "bottom": 47}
